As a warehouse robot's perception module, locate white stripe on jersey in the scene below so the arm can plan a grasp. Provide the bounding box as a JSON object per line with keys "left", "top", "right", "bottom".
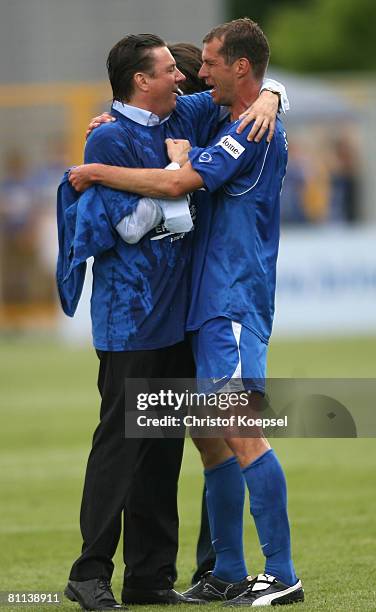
{"left": 231, "top": 321, "right": 242, "bottom": 380}
{"left": 224, "top": 142, "right": 271, "bottom": 197}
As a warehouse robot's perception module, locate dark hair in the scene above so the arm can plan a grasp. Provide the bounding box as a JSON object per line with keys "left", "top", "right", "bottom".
{"left": 168, "top": 42, "right": 209, "bottom": 94}
{"left": 203, "top": 18, "right": 270, "bottom": 81}
{"left": 107, "top": 33, "right": 166, "bottom": 102}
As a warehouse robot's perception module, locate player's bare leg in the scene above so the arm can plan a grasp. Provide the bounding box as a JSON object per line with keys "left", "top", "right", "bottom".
{"left": 192, "top": 437, "right": 233, "bottom": 469}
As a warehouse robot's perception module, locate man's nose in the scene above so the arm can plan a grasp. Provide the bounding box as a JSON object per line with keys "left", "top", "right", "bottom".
{"left": 198, "top": 64, "right": 208, "bottom": 79}
{"left": 176, "top": 69, "right": 186, "bottom": 83}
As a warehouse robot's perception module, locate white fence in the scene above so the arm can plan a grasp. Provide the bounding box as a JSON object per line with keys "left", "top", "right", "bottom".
{"left": 274, "top": 226, "right": 376, "bottom": 336}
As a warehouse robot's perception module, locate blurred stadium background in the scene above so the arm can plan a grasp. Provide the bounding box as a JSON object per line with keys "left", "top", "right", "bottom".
{"left": 0, "top": 1, "right": 375, "bottom": 610}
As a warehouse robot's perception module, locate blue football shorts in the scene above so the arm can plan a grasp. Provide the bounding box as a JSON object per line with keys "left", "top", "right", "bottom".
{"left": 191, "top": 317, "right": 267, "bottom": 395}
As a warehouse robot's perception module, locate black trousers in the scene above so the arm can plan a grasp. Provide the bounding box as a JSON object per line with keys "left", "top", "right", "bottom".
{"left": 69, "top": 340, "right": 195, "bottom": 589}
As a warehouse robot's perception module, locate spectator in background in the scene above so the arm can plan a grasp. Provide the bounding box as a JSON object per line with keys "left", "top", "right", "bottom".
{"left": 0, "top": 150, "right": 36, "bottom": 304}
{"left": 30, "top": 137, "right": 68, "bottom": 292}
{"left": 280, "top": 142, "right": 309, "bottom": 224}
{"left": 328, "top": 136, "right": 360, "bottom": 223}
{"left": 0, "top": 140, "right": 68, "bottom": 316}
{"left": 280, "top": 133, "right": 360, "bottom": 226}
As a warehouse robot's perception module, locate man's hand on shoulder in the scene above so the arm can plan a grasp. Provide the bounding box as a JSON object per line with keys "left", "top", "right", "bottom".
{"left": 86, "top": 112, "right": 115, "bottom": 139}
{"left": 236, "top": 90, "right": 279, "bottom": 143}
{"left": 165, "top": 138, "right": 192, "bottom": 166}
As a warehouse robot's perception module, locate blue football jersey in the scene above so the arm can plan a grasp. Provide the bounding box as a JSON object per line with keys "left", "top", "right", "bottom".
{"left": 84, "top": 92, "right": 220, "bottom": 351}
{"left": 187, "top": 117, "right": 288, "bottom": 344}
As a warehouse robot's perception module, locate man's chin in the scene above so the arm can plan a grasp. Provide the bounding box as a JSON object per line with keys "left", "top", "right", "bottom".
{"left": 210, "top": 89, "right": 221, "bottom": 105}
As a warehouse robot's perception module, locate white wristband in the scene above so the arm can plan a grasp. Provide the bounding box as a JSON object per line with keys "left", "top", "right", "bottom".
{"left": 261, "top": 77, "right": 290, "bottom": 113}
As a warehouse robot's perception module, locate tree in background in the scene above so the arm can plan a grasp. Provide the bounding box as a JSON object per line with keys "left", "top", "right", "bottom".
{"left": 227, "top": 0, "right": 376, "bottom": 73}
{"left": 226, "top": 0, "right": 302, "bottom": 28}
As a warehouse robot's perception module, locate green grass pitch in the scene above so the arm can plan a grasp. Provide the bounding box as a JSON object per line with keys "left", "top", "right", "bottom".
{"left": 0, "top": 336, "right": 375, "bottom": 611}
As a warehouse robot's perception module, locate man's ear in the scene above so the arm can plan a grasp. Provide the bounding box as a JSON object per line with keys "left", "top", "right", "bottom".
{"left": 236, "top": 57, "right": 251, "bottom": 78}
{"left": 134, "top": 72, "right": 151, "bottom": 93}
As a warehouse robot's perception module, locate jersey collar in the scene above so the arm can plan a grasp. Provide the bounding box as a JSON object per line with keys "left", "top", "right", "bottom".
{"left": 112, "top": 100, "right": 171, "bottom": 126}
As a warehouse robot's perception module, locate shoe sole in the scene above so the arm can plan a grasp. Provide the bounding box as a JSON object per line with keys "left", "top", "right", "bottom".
{"left": 65, "top": 583, "right": 127, "bottom": 611}
{"left": 184, "top": 592, "right": 249, "bottom": 605}
{"left": 270, "top": 587, "right": 304, "bottom": 606}
{"left": 122, "top": 590, "right": 203, "bottom": 606}
{"left": 178, "top": 598, "right": 209, "bottom": 605}
{"left": 64, "top": 585, "right": 77, "bottom": 603}
{"left": 122, "top": 597, "right": 202, "bottom": 606}
{"left": 225, "top": 586, "right": 304, "bottom": 607}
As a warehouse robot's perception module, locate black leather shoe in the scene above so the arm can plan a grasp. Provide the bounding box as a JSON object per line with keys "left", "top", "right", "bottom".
{"left": 183, "top": 572, "right": 251, "bottom": 603}
{"left": 65, "top": 578, "right": 127, "bottom": 610}
{"left": 121, "top": 587, "right": 201, "bottom": 605}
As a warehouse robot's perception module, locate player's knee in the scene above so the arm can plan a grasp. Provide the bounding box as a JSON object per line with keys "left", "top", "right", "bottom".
{"left": 225, "top": 436, "right": 270, "bottom": 468}
{"left": 192, "top": 437, "right": 233, "bottom": 469}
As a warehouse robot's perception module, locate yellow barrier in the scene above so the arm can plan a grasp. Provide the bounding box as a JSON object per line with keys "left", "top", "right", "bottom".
{"left": 0, "top": 81, "right": 112, "bottom": 164}
{"left": 0, "top": 81, "right": 114, "bottom": 329}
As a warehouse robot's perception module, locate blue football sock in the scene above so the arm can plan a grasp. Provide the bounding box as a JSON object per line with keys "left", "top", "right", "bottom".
{"left": 242, "top": 448, "right": 297, "bottom": 586}
{"left": 204, "top": 456, "right": 248, "bottom": 582}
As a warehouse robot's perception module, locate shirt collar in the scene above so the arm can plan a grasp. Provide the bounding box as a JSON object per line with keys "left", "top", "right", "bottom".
{"left": 112, "top": 100, "right": 171, "bottom": 126}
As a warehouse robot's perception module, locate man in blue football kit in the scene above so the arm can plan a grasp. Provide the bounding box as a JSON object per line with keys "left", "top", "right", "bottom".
{"left": 70, "top": 19, "right": 304, "bottom": 607}
{"left": 61, "top": 32, "right": 286, "bottom": 611}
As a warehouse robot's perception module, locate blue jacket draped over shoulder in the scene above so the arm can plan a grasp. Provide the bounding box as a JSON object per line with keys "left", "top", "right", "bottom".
{"left": 56, "top": 171, "right": 138, "bottom": 317}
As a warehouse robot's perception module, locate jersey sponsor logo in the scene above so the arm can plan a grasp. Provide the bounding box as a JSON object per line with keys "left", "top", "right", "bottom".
{"left": 218, "top": 135, "right": 245, "bottom": 159}
{"left": 150, "top": 197, "right": 195, "bottom": 242}
{"left": 150, "top": 229, "right": 185, "bottom": 242}
{"left": 199, "top": 151, "right": 213, "bottom": 163}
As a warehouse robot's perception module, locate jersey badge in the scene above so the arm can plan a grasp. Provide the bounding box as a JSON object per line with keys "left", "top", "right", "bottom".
{"left": 199, "top": 151, "right": 213, "bottom": 163}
